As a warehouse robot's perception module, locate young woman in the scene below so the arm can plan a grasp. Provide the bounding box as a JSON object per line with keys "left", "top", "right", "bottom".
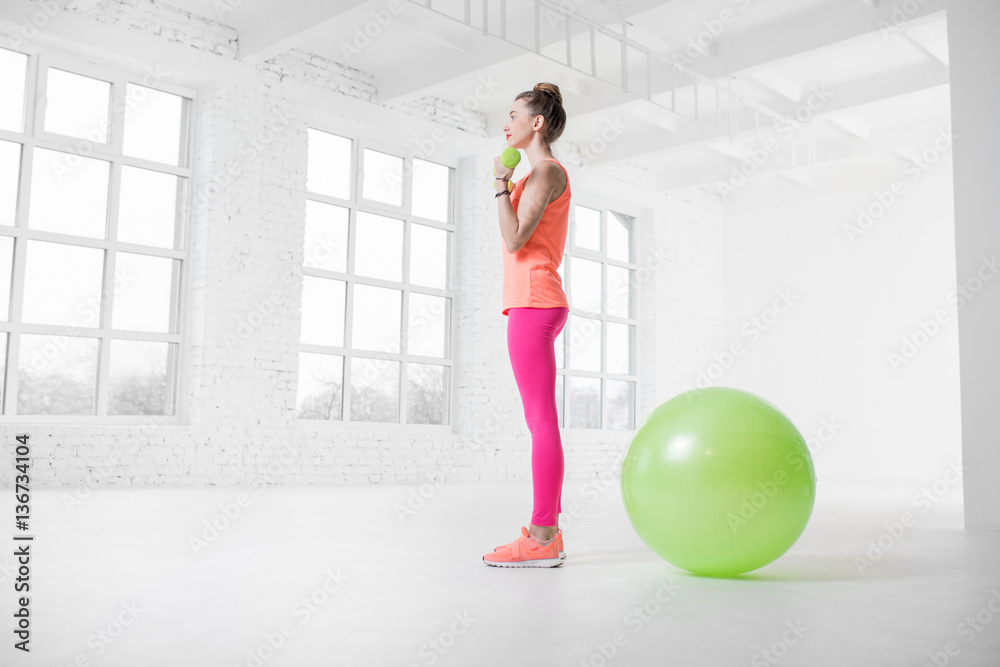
{"left": 483, "top": 82, "right": 571, "bottom": 568}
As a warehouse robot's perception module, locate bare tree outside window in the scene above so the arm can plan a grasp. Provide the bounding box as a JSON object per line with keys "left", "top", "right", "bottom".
{"left": 298, "top": 129, "right": 454, "bottom": 425}
{"left": 557, "top": 204, "right": 638, "bottom": 430}
{"left": 0, "top": 49, "right": 190, "bottom": 420}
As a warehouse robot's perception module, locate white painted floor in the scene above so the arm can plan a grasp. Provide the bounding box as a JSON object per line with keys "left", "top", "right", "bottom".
{"left": 1, "top": 478, "right": 998, "bottom": 667}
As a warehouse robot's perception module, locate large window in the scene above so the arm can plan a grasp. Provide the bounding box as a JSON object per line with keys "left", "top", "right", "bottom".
{"left": 555, "top": 204, "right": 637, "bottom": 430}
{"left": 0, "top": 48, "right": 193, "bottom": 420}
{"left": 298, "top": 128, "right": 454, "bottom": 425}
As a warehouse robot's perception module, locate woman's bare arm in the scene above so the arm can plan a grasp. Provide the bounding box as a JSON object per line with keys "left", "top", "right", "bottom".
{"left": 498, "top": 161, "right": 562, "bottom": 253}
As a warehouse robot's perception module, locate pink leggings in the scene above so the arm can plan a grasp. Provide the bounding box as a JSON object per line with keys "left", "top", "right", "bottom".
{"left": 506, "top": 306, "right": 569, "bottom": 526}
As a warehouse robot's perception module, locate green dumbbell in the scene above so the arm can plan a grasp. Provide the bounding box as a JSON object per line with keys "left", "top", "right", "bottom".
{"left": 493, "top": 147, "right": 521, "bottom": 191}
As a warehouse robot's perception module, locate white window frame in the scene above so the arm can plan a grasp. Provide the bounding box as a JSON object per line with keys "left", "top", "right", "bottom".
{"left": 558, "top": 199, "right": 642, "bottom": 432}
{"left": 297, "top": 119, "right": 458, "bottom": 431}
{"left": 0, "top": 46, "right": 195, "bottom": 424}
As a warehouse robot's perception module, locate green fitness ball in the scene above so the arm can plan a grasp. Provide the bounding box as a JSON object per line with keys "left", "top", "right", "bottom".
{"left": 620, "top": 387, "right": 816, "bottom": 577}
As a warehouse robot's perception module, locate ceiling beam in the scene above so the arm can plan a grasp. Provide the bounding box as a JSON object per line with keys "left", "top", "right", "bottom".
{"left": 902, "top": 28, "right": 949, "bottom": 65}
{"left": 722, "top": 120, "right": 953, "bottom": 212}
{"left": 706, "top": 0, "right": 946, "bottom": 79}
{"left": 569, "top": 0, "right": 946, "bottom": 129}
{"left": 565, "top": 0, "right": 949, "bottom": 164}
{"left": 653, "top": 108, "right": 952, "bottom": 192}
{"left": 743, "top": 70, "right": 802, "bottom": 104}
{"left": 378, "top": 0, "right": 681, "bottom": 105}
{"left": 826, "top": 114, "right": 871, "bottom": 141}
{"left": 585, "top": 60, "right": 948, "bottom": 168}
{"left": 238, "top": 0, "right": 367, "bottom": 65}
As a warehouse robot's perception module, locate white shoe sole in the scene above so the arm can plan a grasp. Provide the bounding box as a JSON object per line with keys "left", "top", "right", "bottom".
{"left": 483, "top": 551, "right": 566, "bottom": 568}
{"left": 483, "top": 556, "right": 564, "bottom": 567}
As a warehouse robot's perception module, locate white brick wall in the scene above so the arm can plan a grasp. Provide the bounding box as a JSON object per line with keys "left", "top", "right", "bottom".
{"left": 71, "top": 0, "right": 239, "bottom": 57}
{"left": 0, "top": 0, "right": 724, "bottom": 493}
{"left": 386, "top": 96, "right": 489, "bottom": 136}
{"left": 260, "top": 48, "right": 377, "bottom": 102}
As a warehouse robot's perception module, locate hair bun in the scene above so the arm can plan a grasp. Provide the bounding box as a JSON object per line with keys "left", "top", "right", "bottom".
{"left": 533, "top": 82, "right": 562, "bottom": 106}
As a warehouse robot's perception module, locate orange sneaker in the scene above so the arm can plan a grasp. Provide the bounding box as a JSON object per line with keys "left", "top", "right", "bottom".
{"left": 490, "top": 529, "right": 564, "bottom": 556}
{"left": 483, "top": 527, "right": 565, "bottom": 568}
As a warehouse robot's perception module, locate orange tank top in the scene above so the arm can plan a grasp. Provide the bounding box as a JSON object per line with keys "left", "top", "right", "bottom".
{"left": 501, "top": 157, "right": 571, "bottom": 316}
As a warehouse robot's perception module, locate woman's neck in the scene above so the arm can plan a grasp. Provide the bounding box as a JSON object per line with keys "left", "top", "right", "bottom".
{"left": 525, "top": 139, "right": 553, "bottom": 166}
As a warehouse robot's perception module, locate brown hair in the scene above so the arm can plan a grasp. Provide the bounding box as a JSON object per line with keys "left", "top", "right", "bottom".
{"left": 515, "top": 82, "right": 566, "bottom": 147}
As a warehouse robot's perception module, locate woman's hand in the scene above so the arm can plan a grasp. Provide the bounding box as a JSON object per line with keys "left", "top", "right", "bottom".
{"left": 494, "top": 155, "right": 514, "bottom": 192}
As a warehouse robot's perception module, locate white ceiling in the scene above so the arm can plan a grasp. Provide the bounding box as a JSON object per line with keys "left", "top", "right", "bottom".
{"left": 160, "top": 0, "right": 952, "bottom": 201}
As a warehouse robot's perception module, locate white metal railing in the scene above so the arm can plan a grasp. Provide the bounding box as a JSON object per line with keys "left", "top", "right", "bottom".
{"left": 406, "top": 0, "right": 816, "bottom": 174}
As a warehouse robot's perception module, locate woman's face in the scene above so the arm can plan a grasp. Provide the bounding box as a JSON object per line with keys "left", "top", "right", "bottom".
{"left": 504, "top": 98, "right": 537, "bottom": 148}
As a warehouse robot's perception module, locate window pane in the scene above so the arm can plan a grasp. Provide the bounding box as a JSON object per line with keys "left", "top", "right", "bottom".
{"left": 608, "top": 211, "right": 632, "bottom": 262}
{"left": 22, "top": 240, "right": 103, "bottom": 328}
{"left": 307, "top": 129, "right": 352, "bottom": 199}
{"left": 407, "top": 362, "right": 447, "bottom": 424}
{"left": 108, "top": 340, "right": 175, "bottom": 415}
{"left": 407, "top": 293, "right": 448, "bottom": 358}
{"left": 304, "top": 201, "right": 348, "bottom": 272}
{"left": 0, "top": 235, "right": 11, "bottom": 321}
{"left": 30, "top": 147, "right": 110, "bottom": 239}
{"left": 44, "top": 68, "right": 110, "bottom": 143}
{"left": 0, "top": 139, "right": 20, "bottom": 226}
{"left": 18, "top": 334, "right": 98, "bottom": 415}
{"left": 554, "top": 374, "right": 564, "bottom": 427}
{"left": 574, "top": 205, "right": 600, "bottom": 251}
{"left": 568, "top": 315, "right": 601, "bottom": 372}
{"left": 110, "top": 253, "right": 178, "bottom": 334}
{"left": 570, "top": 256, "right": 602, "bottom": 314}
{"left": 118, "top": 166, "right": 183, "bottom": 248}
{"left": 567, "top": 376, "right": 600, "bottom": 428}
{"left": 412, "top": 159, "right": 449, "bottom": 222}
{"left": 362, "top": 148, "right": 402, "bottom": 206}
{"left": 297, "top": 352, "right": 343, "bottom": 420}
{"left": 354, "top": 211, "right": 402, "bottom": 281}
{"left": 607, "top": 322, "right": 632, "bottom": 375}
{"left": 605, "top": 380, "right": 633, "bottom": 430}
{"left": 301, "top": 277, "right": 345, "bottom": 347}
{"left": 606, "top": 265, "right": 631, "bottom": 318}
{"left": 123, "top": 84, "right": 185, "bottom": 166}
{"left": 0, "top": 48, "right": 28, "bottom": 132}
{"left": 350, "top": 356, "right": 399, "bottom": 422}
{"left": 352, "top": 284, "right": 401, "bottom": 353}
{"left": 410, "top": 223, "right": 449, "bottom": 290}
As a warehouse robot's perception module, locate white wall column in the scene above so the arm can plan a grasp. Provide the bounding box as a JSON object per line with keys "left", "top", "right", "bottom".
{"left": 947, "top": 0, "right": 1000, "bottom": 530}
